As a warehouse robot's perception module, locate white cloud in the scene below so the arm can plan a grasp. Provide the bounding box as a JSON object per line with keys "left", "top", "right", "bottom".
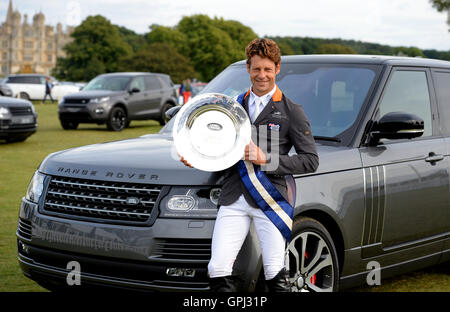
{"left": 2, "top": 0, "right": 449, "bottom": 50}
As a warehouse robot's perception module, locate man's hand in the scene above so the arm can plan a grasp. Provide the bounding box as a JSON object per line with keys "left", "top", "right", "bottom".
{"left": 179, "top": 154, "right": 193, "bottom": 168}
{"left": 244, "top": 140, "right": 268, "bottom": 165}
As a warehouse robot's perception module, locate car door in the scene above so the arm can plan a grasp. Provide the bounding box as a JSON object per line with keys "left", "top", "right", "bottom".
{"left": 127, "top": 76, "right": 147, "bottom": 119}
{"left": 144, "top": 75, "right": 164, "bottom": 117}
{"left": 431, "top": 68, "right": 450, "bottom": 261}
{"left": 359, "top": 67, "right": 449, "bottom": 258}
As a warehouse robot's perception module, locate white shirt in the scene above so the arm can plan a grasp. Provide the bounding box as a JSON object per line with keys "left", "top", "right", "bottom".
{"left": 249, "top": 85, "right": 277, "bottom": 122}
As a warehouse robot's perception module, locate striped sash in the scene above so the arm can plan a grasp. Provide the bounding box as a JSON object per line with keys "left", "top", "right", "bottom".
{"left": 236, "top": 90, "right": 294, "bottom": 241}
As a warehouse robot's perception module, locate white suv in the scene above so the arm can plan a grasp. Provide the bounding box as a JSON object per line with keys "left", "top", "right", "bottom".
{"left": 4, "top": 74, "right": 79, "bottom": 101}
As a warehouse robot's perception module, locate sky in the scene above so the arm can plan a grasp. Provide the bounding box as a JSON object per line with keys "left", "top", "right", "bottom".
{"left": 1, "top": 0, "right": 449, "bottom": 51}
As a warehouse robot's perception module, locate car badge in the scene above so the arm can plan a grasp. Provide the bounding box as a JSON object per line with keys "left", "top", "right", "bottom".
{"left": 126, "top": 197, "right": 140, "bottom": 205}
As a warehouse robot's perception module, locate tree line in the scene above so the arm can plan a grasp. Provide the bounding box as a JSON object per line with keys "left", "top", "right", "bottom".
{"left": 52, "top": 14, "right": 450, "bottom": 83}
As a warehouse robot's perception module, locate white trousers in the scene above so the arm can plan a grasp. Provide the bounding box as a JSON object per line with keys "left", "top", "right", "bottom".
{"left": 208, "top": 195, "right": 286, "bottom": 280}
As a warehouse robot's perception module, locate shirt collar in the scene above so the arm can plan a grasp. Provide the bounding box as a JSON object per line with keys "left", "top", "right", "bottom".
{"left": 249, "top": 85, "right": 277, "bottom": 108}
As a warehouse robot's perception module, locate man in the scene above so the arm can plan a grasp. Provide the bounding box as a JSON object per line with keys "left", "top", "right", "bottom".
{"left": 42, "top": 77, "right": 54, "bottom": 104}
{"left": 181, "top": 38, "right": 318, "bottom": 292}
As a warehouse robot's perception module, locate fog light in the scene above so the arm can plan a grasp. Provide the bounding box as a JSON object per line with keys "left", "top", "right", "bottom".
{"left": 19, "top": 241, "right": 29, "bottom": 254}
{"left": 95, "top": 108, "right": 104, "bottom": 114}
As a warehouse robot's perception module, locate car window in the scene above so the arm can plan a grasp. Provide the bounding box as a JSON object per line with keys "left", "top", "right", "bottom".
{"left": 378, "top": 70, "right": 432, "bottom": 137}
{"left": 83, "top": 76, "right": 132, "bottom": 91}
{"left": 146, "top": 76, "right": 161, "bottom": 91}
{"left": 432, "top": 71, "right": 450, "bottom": 135}
{"left": 129, "top": 77, "right": 146, "bottom": 92}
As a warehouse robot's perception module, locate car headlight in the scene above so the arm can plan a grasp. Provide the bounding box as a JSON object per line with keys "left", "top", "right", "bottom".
{"left": 90, "top": 96, "right": 110, "bottom": 104}
{"left": 160, "top": 187, "right": 221, "bottom": 218}
{"left": 0, "top": 106, "right": 11, "bottom": 119}
{"left": 25, "top": 171, "right": 46, "bottom": 203}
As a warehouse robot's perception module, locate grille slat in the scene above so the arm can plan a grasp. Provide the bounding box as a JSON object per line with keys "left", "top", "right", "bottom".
{"left": 18, "top": 218, "right": 32, "bottom": 240}
{"left": 151, "top": 239, "right": 212, "bottom": 261}
{"left": 43, "top": 176, "right": 162, "bottom": 224}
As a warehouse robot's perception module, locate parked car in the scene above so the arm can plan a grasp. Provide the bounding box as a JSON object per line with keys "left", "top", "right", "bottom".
{"left": 4, "top": 74, "right": 79, "bottom": 101}
{"left": 0, "top": 81, "right": 13, "bottom": 97}
{"left": 0, "top": 96, "right": 37, "bottom": 142}
{"left": 17, "top": 55, "right": 449, "bottom": 292}
{"left": 58, "top": 72, "right": 178, "bottom": 131}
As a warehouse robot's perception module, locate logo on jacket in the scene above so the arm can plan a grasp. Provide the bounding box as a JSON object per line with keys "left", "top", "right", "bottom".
{"left": 268, "top": 123, "right": 281, "bottom": 131}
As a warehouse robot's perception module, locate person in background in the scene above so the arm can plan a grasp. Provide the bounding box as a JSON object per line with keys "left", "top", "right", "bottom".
{"left": 42, "top": 77, "right": 54, "bottom": 104}
{"left": 183, "top": 79, "right": 192, "bottom": 104}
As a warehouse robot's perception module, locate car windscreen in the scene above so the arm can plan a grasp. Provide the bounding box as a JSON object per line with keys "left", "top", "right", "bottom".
{"left": 160, "top": 63, "right": 378, "bottom": 139}
{"left": 197, "top": 63, "right": 377, "bottom": 139}
{"left": 83, "top": 76, "right": 132, "bottom": 91}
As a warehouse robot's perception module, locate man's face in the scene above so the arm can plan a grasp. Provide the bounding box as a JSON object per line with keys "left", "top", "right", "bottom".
{"left": 247, "top": 54, "right": 280, "bottom": 96}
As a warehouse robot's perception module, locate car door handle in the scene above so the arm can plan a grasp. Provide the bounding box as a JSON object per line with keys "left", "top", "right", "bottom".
{"left": 425, "top": 153, "right": 444, "bottom": 163}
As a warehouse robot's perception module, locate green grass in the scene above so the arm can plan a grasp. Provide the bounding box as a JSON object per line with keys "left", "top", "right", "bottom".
{"left": 0, "top": 102, "right": 448, "bottom": 292}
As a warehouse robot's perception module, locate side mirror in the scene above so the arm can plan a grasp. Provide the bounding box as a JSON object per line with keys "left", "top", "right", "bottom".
{"left": 129, "top": 87, "right": 140, "bottom": 94}
{"left": 165, "top": 106, "right": 181, "bottom": 121}
{"left": 369, "top": 112, "right": 424, "bottom": 145}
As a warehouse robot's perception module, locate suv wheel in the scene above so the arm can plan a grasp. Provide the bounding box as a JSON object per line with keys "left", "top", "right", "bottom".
{"left": 159, "top": 103, "right": 174, "bottom": 125}
{"left": 285, "top": 217, "right": 339, "bottom": 292}
{"left": 107, "top": 106, "right": 127, "bottom": 131}
{"left": 19, "top": 92, "right": 30, "bottom": 100}
{"left": 60, "top": 120, "right": 79, "bottom": 130}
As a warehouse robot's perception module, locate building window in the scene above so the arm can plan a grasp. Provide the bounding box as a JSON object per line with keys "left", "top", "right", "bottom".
{"left": 47, "top": 42, "right": 53, "bottom": 50}
{"left": 2, "top": 41, "right": 7, "bottom": 48}
{"left": 1, "top": 65, "right": 7, "bottom": 74}
{"left": 24, "top": 41, "right": 33, "bottom": 49}
{"left": 24, "top": 54, "right": 33, "bottom": 61}
{"left": 2, "top": 52, "right": 7, "bottom": 61}
{"left": 47, "top": 54, "right": 52, "bottom": 62}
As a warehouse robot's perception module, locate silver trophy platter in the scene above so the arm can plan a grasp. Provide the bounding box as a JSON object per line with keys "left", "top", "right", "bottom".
{"left": 173, "top": 93, "right": 251, "bottom": 172}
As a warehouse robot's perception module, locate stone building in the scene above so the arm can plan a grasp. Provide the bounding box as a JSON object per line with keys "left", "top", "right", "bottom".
{"left": 0, "top": 0, "right": 74, "bottom": 76}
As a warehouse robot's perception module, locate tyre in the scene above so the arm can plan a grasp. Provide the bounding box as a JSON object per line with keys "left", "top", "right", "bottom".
{"left": 60, "top": 120, "right": 79, "bottom": 130}
{"left": 107, "top": 106, "right": 127, "bottom": 131}
{"left": 285, "top": 217, "right": 340, "bottom": 292}
{"left": 19, "top": 92, "right": 30, "bottom": 100}
{"left": 159, "top": 102, "right": 174, "bottom": 125}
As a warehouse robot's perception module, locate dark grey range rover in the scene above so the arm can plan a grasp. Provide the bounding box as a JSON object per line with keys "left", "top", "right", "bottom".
{"left": 18, "top": 55, "right": 449, "bottom": 292}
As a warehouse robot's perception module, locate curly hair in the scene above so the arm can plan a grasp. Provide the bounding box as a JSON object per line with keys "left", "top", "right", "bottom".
{"left": 245, "top": 38, "right": 281, "bottom": 66}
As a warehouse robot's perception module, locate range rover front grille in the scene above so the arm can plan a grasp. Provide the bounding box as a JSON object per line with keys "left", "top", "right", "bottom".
{"left": 42, "top": 176, "right": 163, "bottom": 224}
{"left": 9, "top": 106, "right": 33, "bottom": 116}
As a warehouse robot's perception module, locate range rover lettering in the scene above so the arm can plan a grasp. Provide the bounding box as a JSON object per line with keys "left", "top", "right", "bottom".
{"left": 17, "top": 55, "right": 450, "bottom": 291}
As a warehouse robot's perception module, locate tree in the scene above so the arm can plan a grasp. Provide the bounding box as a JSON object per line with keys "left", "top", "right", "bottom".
{"left": 145, "top": 15, "right": 258, "bottom": 81}
{"left": 119, "top": 43, "right": 197, "bottom": 83}
{"left": 315, "top": 43, "right": 357, "bottom": 54}
{"left": 52, "top": 15, "right": 132, "bottom": 81}
{"left": 430, "top": 0, "right": 450, "bottom": 30}
{"left": 146, "top": 24, "right": 190, "bottom": 56}
{"left": 393, "top": 47, "right": 425, "bottom": 57}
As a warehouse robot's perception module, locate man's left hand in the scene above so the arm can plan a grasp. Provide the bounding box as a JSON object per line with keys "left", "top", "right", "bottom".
{"left": 244, "top": 140, "right": 268, "bottom": 165}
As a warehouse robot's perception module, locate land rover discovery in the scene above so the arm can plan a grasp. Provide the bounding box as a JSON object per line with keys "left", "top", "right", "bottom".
{"left": 17, "top": 55, "right": 450, "bottom": 291}
{"left": 58, "top": 72, "right": 178, "bottom": 131}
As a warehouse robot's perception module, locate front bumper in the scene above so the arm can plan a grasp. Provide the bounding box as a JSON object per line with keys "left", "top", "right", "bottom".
{"left": 17, "top": 198, "right": 261, "bottom": 291}
{"left": 0, "top": 118, "right": 37, "bottom": 139}
{"left": 58, "top": 103, "right": 110, "bottom": 123}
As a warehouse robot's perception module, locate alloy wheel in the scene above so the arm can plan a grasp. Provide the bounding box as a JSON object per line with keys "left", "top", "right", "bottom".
{"left": 285, "top": 231, "right": 336, "bottom": 292}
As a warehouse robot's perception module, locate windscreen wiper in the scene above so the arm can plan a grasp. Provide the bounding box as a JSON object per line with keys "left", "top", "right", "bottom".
{"left": 314, "top": 136, "right": 342, "bottom": 143}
